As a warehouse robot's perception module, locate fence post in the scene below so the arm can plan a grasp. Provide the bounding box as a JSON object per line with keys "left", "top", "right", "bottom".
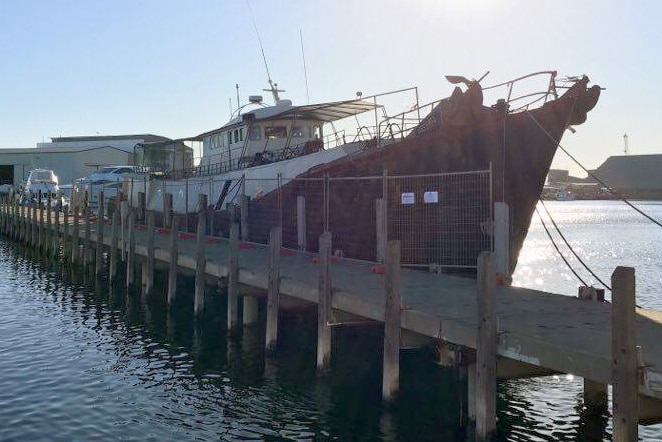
{"left": 317, "top": 232, "right": 332, "bottom": 373}
{"left": 611, "top": 266, "right": 638, "bottom": 441}
{"left": 265, "top": 226, "right": 282, "bottom": 352}
{"left": 194, "top": 194, "right": 208, "bottom": 317}
{"left": 382, "top": 240, "right": 401, "bottom": 402}
{"left": 375, "top": 198, "right": 386, "bottom": 262}
{"left": 164, "top": 192, "right": 173, "bottom": 229}
{"left": 137, "top": 191, "right": 145, "bottom": 222}
{"left": 494, "top": 202, "right": 510, "bottom": 284}
{"left": 240, "top": 194, "right": 249, "bottom": 241}
{"left": 476, "top": 252, "right": 497, "bottom": 441}
{"left": 297, "top": 195, "right": 306, "bottom": 250}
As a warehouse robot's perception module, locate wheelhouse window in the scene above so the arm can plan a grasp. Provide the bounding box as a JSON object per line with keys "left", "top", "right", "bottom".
{"left": 248, "top": 126, "right": 261, "bottom": 140}
{"left": 291, "top": 126, "right": 309, "bottom": 138}
{"left": 265, "top": 126, "right": 287, "bottom": 139}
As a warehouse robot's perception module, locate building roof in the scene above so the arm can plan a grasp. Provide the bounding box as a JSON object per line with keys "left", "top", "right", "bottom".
{"left": 50, "top": 134, "right": 171, "bottom": 143}
{"left": 591, "top": 154, "right": 662, "bottom": 190}
{"left": 0, "top": 145, "right": 128, "bottom": 155}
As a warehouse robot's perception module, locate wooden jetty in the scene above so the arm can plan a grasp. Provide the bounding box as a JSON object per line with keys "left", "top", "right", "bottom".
{"left": 1, "top": 196, "right": 662, "bottom": 441}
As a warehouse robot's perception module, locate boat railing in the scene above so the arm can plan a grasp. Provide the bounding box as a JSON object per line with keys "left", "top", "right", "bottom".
{"left": 376, "top": 99, "right": 442, "bottom": 140}
{"left": 482, "top": 70, "right": 559, "bottom": 112}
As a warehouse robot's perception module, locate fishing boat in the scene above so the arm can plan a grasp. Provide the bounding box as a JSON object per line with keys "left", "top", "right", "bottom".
{"left": 132, "top": 71, "right": 601, "bottom": 279}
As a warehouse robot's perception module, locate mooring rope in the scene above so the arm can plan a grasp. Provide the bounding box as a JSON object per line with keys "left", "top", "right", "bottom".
{"left": 527, "top": 111, "right": 662, "bottom": 229}
{"left": 538, "top": 199, "right": 612, "bottom": 290}
{"left": 535, "top": 206, "right": 588, "bottom": 287}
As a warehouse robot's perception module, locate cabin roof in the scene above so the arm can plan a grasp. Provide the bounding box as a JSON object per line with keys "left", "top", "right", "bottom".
{"left": 193, "top": 98, "right": 380, "bottom": 140}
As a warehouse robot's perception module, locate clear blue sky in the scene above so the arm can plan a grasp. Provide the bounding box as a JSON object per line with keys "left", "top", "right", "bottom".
{"left": 1, "top": 0, "right": 660, "bottom": 176}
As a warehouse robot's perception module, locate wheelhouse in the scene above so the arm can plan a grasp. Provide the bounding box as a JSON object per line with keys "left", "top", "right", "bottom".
{"left": 196, "top": 97, "right": 379, "bottom": 173}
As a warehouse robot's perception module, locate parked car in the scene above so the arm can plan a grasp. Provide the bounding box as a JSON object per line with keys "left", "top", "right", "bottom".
{"left": 86, "top": 165, "right": 146, "bottom": 185}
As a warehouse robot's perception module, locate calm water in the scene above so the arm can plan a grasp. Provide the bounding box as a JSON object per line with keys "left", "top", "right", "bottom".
{"left": 0, "top": 200, "right": 661, "bottom": 441}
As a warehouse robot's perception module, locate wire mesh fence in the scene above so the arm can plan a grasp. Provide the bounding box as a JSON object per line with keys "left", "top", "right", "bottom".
{"left": 387, "top": 170, "right": 492, "bottom": 268}
{"left": 244, "top": 169, "right": 491, "bottom": 268}
{"left": 110, "top": 168, "right": 492, "bottom": 269}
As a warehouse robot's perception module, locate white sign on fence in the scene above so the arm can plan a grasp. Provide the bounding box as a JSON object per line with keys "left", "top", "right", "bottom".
{"left": 401, "top": 192, "right": 415, "bottom": 205}
{"left": 423, "top": 191, "right": 439, "bottom": 203}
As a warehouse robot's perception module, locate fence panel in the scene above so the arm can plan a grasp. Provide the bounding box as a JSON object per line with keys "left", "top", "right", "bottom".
{"left": 327, "top": 176, "right": 383, "bottom": 261}
{"left": 246, "top": 178, "right": 281, "bottom": 244}
{"left": 387, "top": 170, "right": 492, "bottom": 269}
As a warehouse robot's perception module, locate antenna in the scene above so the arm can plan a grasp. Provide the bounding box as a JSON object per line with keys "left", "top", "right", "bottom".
{"left": 246, "top": 0, "right": 284, "bottom": 103}
{"left": 236, "top": 84, "right": 241, "bottom": 110}
{"left": 623, "top": 133, "right": 629, "bottom": 155}
{"left": 300, "top": 29, "right": 310, "bottom": 104}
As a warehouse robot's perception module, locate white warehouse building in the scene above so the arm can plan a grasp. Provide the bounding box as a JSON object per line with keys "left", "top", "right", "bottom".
{"left": 0, "top": 134, "right": 173, "bottom": 187}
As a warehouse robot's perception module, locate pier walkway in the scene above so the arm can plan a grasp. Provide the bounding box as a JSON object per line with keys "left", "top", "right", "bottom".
{"left": 1, "top": 200, "right": 662, "bottom": 440}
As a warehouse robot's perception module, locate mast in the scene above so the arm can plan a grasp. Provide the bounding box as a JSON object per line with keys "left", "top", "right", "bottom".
{"left": 263, "top": 80, "right": 285, "bottom": 104}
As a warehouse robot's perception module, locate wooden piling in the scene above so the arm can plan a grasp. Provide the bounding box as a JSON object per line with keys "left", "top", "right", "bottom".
{"left": 476, "top": 252, "right": 497, "bottom": 440}
{"left": 126, "top": 208, "right": 136, "bottom": 289}
{"left": 53, "top": 202, "right": 60, "bottom": 255}
{"left": 317, "top": 232, "right": 332, "bottom": 373}
{"left": 382, "top": 240, "right": 401, "bottom": 402}
{"left": 46, "top": 194, "right": 52, "bottom": 256}
{"left": 15, "top": 201, "right": 19, "bottom": 241}
{"left": 38, "top": 196, "right": 44, "bottom": 254}
{"left": 109, "top": 198, "right": 120, "bottom": 283}
{"left": 194, "top": 194, "right": 208, "bottom": 317}
{"left": 167, "top": 215, "right": 179, "bottom": 306}
{"left": 71, "top": 204, "right": 80, "bottom": 264}
{"left": 95, "top": 191, "right": 105, "bottom": 276}
{"left": 611, "top": 266, "right": 638, "bottom": 441}
{"left": 84, "top": 202, "right": 92, "bottom": 266}
{"left": 227, "top": 222, "right": 240, "bottom": 333}
{"left": 265, "top": 226, "right": 282, "bottom": 352}
{"left": 144, "top": 210, "right": 155, "bottom": 297}
{"left": 63, "top": 207, "right": 70, "bottom": 260}
{"left": 28, "top": 204, "right": 39, "bottom": 248}
{"left": 578, "top": 286, "right": 608, "bottom": 410}
{"left": 15, "top": 200, "right": 20, "bottom": 241}
{"left": 120, "top": 200, "right": 128, "bottom": 262}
